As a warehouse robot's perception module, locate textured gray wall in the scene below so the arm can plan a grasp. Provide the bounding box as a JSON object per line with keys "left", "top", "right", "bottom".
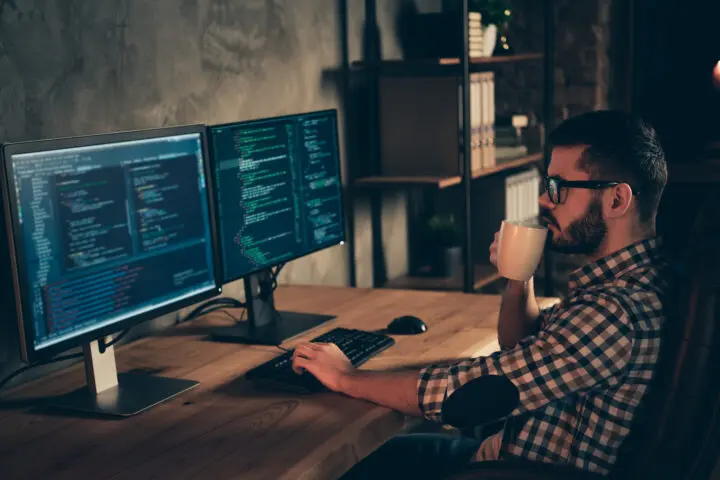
{"left": 0, "top": 0, "right": 409, "bottom": 385}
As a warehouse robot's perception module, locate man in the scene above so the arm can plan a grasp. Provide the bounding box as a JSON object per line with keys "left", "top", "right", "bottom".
{"left": 291, "top": 110, "right": 671, "bottom": 478}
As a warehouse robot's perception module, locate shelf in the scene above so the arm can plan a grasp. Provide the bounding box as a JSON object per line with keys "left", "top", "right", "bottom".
{"left": 472, "top": 152, "right": 544, "bottom": 179}
{"left": 384, "top": 264, "right": 501, "bottom": 292}
{"left": 354, "top": 175, "right": 464, "bottom": 189}
{"left": 351, "top": 53, "right": 543, "bottom": 77}
{"left": 354, "top": 152, "right": 543, "bottom": 189}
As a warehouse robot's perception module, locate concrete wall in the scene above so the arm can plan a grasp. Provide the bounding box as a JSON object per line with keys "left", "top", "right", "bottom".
{"left": 0, "top": 0, "right": 612, "bottom": 387}
{"left": 0, "top": 0, "right": 409, "bottom": 386}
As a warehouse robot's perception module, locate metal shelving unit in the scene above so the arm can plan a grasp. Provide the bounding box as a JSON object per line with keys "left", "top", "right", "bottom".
{"left": 350, "top": 0, "right": 556, "bottom": 296}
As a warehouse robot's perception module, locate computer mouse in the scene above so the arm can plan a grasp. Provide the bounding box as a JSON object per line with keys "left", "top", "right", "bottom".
{"left": 387, "top": 315, "right": 428, "bottom": 335}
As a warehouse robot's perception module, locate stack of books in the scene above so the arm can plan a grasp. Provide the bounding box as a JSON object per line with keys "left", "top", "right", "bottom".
{"left": 469, "top": 12, "right": 485, "bottom": 58}
{"left": 495, "top": 115, "right": 530, "bottom": 161}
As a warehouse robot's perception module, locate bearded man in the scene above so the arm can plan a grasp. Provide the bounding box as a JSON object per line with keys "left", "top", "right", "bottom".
{"left": 292, "top": 110, "right": 672, "bottom": 479}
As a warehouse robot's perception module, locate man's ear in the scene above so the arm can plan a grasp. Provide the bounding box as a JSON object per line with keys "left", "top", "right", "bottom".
{"left": 605, "top": 183, "right": 633, "bottom": 218}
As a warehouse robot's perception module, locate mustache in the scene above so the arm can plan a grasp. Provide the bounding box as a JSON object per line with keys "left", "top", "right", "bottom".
{"left": 540, "top": 209, "right": 560, "bottom": 228}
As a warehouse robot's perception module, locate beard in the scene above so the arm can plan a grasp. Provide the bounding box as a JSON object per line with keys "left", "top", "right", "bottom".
{"left": 542, "top": 196, "right": 607, "bottom": 255}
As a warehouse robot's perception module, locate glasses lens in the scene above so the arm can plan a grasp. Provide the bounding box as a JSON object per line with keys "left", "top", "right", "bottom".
{"left": 544, "top": 177, "right": 558, "bottom": 204}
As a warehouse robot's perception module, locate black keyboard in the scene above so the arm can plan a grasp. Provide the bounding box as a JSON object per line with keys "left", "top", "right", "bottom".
{"left": 245, "top": 327, "right": 395, "bottom": 393}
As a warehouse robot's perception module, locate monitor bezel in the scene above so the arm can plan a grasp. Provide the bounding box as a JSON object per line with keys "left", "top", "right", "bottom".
{"left": 207, "top": 108, "right": 347, "bottom": 285}
{"left": 0, "top": 124, "right": 224, "bottom": 363}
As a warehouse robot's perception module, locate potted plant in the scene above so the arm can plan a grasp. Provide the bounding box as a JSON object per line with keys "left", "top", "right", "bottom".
{"left": 468, "top": 0, "right": 514, "bottom": 56}
{"left": 423, "top": 213, "right": 463, "bottom": 277}
{"left": 469, "top": 0, "right": 512, "bottom": 25}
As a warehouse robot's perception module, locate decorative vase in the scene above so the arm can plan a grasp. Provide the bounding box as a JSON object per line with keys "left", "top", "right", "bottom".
{"left": 482, "top": 24, "right": 498, "bottom": 57}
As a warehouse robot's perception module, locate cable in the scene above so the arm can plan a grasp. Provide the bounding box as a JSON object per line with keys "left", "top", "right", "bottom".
{"left": 98, "top": 329, "right": 130, "bottom": 354}
{"left": 105, "top": 329, "right": 129, "bottom": 348}
{"left": 1, "top": 265, "right": 284, "bottom": 392}
{"left": 260, "top": 264, "right": 285, "bottom": 326}
{"left": 191, "top": 304, "right": 237, "bottom": 319}
{"left": 0, "top": 328, "right": 131, "bottom": 391}
{"left": 179, "top": 265, "right": 283, "bottom": 326}
{"left": 219, "top": 308, "right": 245, "bottom": 323}
{"left": 270, "top": 263, "right": 285, "bottom": 292}
{"left": 178, "top": 297, "right": 246, "bottom": 324}
{"left": 0, "top": 351, "right": 84, "bottom": 392}
{"left": 200, "top": 297, "right": 246, "bottom": 311}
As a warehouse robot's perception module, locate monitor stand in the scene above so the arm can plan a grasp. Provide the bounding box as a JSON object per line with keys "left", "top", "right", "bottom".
{"left": 46, "top": 338, "right": 198, "bottom": 417}
{"left": 209, "top": 269, "right": 335, "bottom": 346}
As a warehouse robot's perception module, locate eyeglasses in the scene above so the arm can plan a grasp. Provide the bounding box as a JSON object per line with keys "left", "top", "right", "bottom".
{"left": 542, "top": 176, "right": 639, "bottom": 205}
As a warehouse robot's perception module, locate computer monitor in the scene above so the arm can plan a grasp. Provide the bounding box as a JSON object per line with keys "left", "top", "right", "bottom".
{"left": 0, "top": 125, "right": 222, "bottom": 416}
{"left": 206, "top": 109, "right": 345, "bottom": 345}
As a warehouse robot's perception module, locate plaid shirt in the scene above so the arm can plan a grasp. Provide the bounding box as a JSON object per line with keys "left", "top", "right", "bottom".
{"left": 418, "top": 238, "right": 670, "bottom": 475}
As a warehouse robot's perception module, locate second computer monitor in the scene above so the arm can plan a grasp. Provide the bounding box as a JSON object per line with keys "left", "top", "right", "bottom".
{"left": 208, "top": 109, "right": 345, "bottom": 284}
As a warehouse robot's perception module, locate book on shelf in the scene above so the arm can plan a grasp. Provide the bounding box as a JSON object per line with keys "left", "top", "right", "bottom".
{"left": 468, "top": 11, "right": 489, "bottom": 58}
{"left": 496, "top": 145, "right": 529, "bottom": 160}
{"left": 495, "top": 115, "right": 530, "bottom": 159}
{"left": 495, "top": 126, "right": 521, "bottom": 146}
{"left": 466, "top": 72, "right": 495, "bottom": 171}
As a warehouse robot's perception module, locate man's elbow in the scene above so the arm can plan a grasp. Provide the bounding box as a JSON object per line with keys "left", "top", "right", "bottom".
{"left": 497, "top": 331, "right": 519, "bottom": 351}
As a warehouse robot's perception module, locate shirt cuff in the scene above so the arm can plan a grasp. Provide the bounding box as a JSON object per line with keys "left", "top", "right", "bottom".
{"left": 417, "top": 363, "right": 453, "bottom": 423}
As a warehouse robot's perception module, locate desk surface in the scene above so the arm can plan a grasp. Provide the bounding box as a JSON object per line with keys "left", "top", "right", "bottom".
{"left": 0, "top": 286, "right": 559, "bottom": 480}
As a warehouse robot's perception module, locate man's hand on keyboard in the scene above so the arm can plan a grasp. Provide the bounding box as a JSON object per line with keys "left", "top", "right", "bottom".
{"left": 291, "top": 343, "right": 355, "bottom": 392}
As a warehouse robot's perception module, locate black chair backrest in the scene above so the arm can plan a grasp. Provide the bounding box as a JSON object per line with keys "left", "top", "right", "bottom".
{"left": 613, "top": 191, "right": 720, "bottom": 480}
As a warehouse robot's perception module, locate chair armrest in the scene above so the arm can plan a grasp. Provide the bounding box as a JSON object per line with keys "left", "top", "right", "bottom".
{"left": 443, "top": 460, "right": 607, "bottom": 480}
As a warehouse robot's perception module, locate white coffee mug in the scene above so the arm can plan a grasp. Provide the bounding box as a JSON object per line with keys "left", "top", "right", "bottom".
{"left": 497, "top": 220, "right": 548, "bottom": 281}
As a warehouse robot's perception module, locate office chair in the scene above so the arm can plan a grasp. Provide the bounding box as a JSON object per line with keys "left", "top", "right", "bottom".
{"left": 442, "top": 191, "right": 720, "bottom": 480}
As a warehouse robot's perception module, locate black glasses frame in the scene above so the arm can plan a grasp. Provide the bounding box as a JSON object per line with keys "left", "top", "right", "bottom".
{"left": 543, "top": 176, "right": 639, "bottom": 205}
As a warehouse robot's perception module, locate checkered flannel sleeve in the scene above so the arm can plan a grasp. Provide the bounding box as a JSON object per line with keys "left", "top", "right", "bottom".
{"left": 498, "top": 303, "right": 560, "bottom": 352}
{"left": 417, "top": 296, "right": 633, "bottom": 422}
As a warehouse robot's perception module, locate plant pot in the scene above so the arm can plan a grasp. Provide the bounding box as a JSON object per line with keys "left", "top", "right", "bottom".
{"left": 426, "top": 246, "right": 462, "bottom": 277}
{"left": 444, "top": 246, "right": 463, "bottom": 278}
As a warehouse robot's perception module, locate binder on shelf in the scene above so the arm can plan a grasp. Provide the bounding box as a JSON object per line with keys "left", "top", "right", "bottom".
{"left": 470, "top": 73, "right": 481, "bottom": 172}
{"left": 468, "top": 72, "right": 495, "bottom": 172}
{"left": 481, "top": 72, "right": 496, "bottom": 169}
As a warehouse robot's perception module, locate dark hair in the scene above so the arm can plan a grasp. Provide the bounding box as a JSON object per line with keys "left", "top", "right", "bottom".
{"left": 547, "top": 110, "right": 668, "bottom": 226}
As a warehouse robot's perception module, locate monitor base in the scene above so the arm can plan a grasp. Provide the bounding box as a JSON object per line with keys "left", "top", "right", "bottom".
{"left": 209, "top": 311, "right": 335, "bottom": 346}
{"left": 45, "top": 372, "right": 198, "bottom": 417}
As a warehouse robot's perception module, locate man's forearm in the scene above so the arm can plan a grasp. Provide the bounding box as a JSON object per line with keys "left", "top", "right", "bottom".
{"left": 338, "top": 369, "right": 423, "bottom": 416}
{"left": 497, "top": 277, "right": 540, "bottom": 348}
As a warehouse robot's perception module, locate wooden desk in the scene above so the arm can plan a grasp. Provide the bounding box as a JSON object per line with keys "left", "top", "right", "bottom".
{"left": 0, "top": 286, "right": 559, "bottom": 480}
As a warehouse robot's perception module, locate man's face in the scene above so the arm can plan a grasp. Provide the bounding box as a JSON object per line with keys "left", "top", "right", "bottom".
{"left": 539, "top": 146, "right": 608, "bottom": 256}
